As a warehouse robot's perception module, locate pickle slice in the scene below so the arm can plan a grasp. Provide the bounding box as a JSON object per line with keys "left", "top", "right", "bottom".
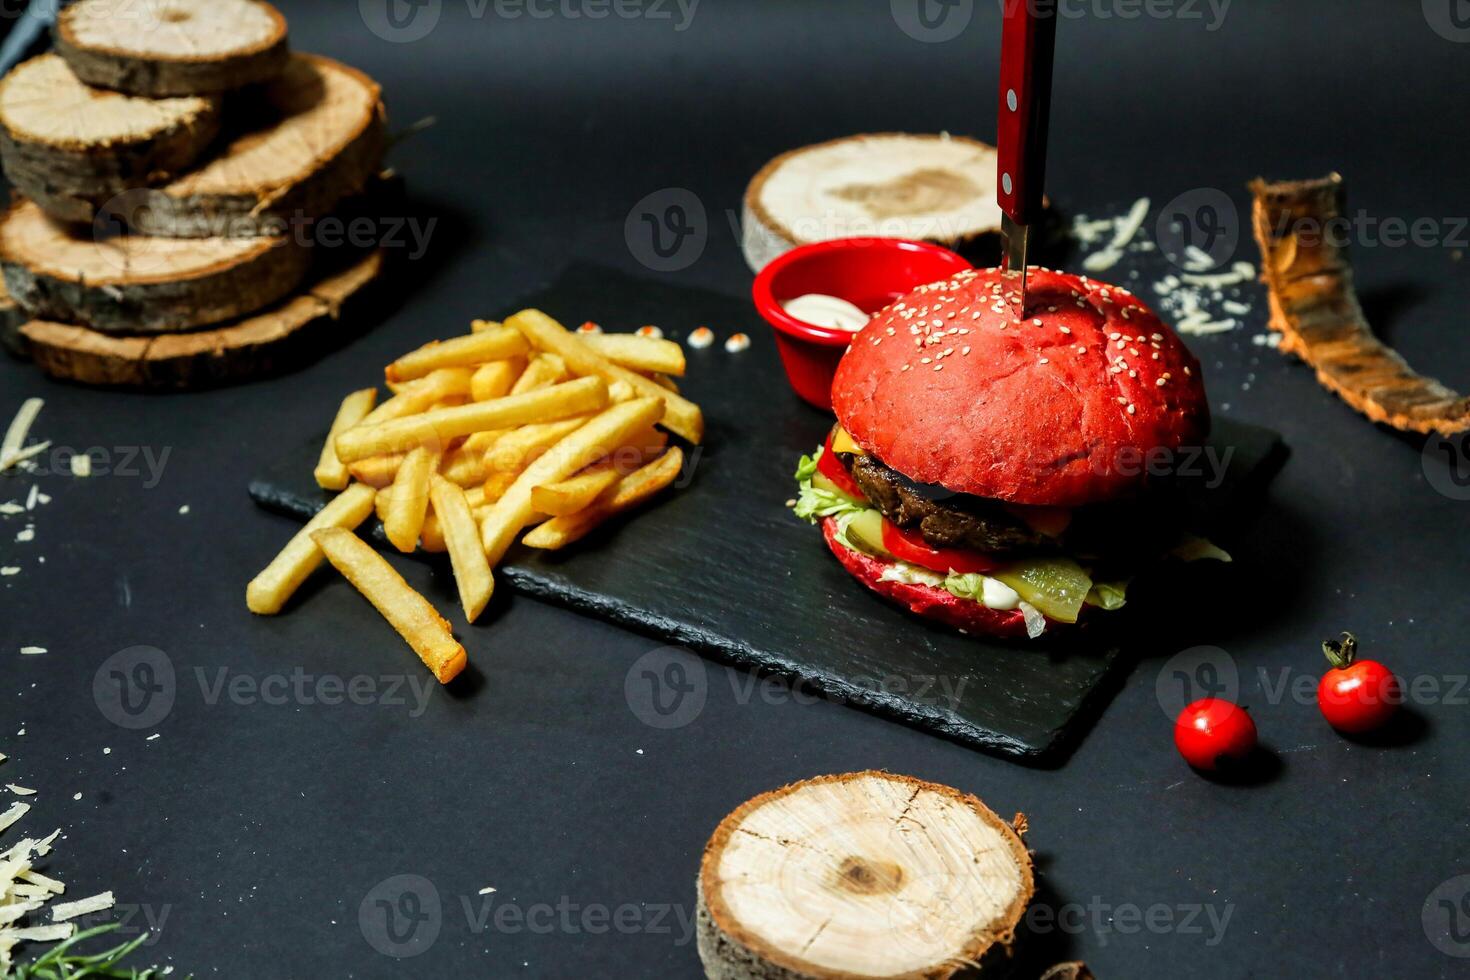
{"left": 843, "top": 509, "right": 891, "bottom": 557}
{"left": 993, "top": 558, "right": 1093, "bottom": 624}
{"left": 812, "top": 471, "right": 859, "bottom": 501}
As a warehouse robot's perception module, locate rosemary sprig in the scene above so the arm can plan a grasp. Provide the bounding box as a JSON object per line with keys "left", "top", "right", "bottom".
{"left": 5, "top": 923, "right": 182, "bottom": 979}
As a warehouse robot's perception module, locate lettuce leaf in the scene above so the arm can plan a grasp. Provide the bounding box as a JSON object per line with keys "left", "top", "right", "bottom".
{"left": 1085, "top": 580, "right": 1129, "bottom": 610}
{"left": 791, "top": 451, "right": 870, "bottom": 523}
{"left": 1170, "top": 535, "right": 1233, "bottom": 563}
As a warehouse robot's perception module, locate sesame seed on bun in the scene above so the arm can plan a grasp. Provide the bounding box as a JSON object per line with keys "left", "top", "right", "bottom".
{"left": 831, "top": 267, "right": 1209, "bottom": 506}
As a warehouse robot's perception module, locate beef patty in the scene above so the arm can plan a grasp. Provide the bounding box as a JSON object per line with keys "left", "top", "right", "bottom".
{"left": 845, "top": 454, "right": 1050, "bottom": 555}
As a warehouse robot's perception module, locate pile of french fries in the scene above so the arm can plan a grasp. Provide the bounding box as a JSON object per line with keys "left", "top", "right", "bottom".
{"left": 245, "top": 309, "right": 703, "bottom": 685}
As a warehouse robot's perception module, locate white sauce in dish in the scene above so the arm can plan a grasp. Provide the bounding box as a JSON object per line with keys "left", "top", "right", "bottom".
{"left": 782, "top": 293, "right": 870, "bottom": 332}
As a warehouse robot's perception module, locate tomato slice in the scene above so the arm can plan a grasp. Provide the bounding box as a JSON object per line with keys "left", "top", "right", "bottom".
{"left": 817, "top": 431, "right": 865, "bottom": 500}
{"left": 880, "top": 519, "right": 1001, "bottom": 575}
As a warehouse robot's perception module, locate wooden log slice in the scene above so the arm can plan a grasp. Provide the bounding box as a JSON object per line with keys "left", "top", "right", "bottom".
{"left": 0, "top": 199, "right": 310, "bottom": 334}
{"left": 56, "top": 0, "right": 290, "bottom": 97}
{"left": 0, "top": 276, "right": 26, "bottom": 357}
{"left": 20, "top": 250, "right": 382, "bottom": 389}
{"left": 698, "top": 771, "right": 1033, "bottom": 980}
{"left": 742, "top": 134, "right": 1003, "bottom": 272}
{"left": 0, "top": 53, "right": 220, "bottom": 224}
{"left": 1250, "top": 174, "right": 1470, "bottom": 435}
{"left": 118, "top": 54, "right": 387, "bottom": 238}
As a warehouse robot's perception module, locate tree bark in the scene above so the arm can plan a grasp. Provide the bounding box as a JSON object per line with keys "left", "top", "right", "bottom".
{"left": 20, "top": 249, "right": 381, "bottom": 388}
{"left": 0, "top": 199, "right": 310, "bottom": 334}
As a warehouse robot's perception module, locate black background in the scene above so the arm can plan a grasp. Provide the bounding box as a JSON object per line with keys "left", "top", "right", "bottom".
{"left": 2, "top": 1, "right": 1469, "bottom": 976}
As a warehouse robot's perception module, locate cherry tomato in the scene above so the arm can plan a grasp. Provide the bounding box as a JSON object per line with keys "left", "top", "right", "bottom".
{"left": 880, "top": 520, "right": 1000, "bottom": 575}
{"left": 817, "top": 431, "right": 865, "bottom": 500}
{"left": 1174, "top": 698, "right": 1257, "bottom": 771}
{"left": 1317, "top": 632, "right": 1399, "bottom": 733}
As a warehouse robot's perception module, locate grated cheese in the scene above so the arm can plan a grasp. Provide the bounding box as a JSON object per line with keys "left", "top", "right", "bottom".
{"left": 1081, "top": 197, "right": 1150, "bottom": 272}
{"left": 0, "top": 398, "right": 43, "bottom": 472}
{"left": 0, "top": 802, "right": 30, "bottom": 833}
{"left": 69, "top": 455, "right": 91, "bottom": 478}
{"left": 19, "top": 647, "right": 45, "bottom": 655}
{"left": 6, "top": 785, "right": 35, "bottom": 796}
{"left": 50, "top": 890, "right": 114, "bottom": 922}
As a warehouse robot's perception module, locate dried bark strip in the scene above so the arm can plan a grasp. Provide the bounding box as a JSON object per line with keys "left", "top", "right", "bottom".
{"left": 1251, "top": 173, "right": 1470, "bottom": 434}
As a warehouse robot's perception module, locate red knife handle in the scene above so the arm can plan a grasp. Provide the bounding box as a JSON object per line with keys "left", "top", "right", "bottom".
{"left": 997, "top": 0, "right": 1057, "bottom": 224}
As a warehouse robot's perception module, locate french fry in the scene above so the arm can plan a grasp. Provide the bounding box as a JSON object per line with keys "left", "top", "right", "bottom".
{"left": 334, "top": 377, "right": 608, "bottom": 462}
{"left": 483, "top": 470, "right": 517, "bottom": 502}
{"left": 385, "top": 327, "right": 530, "bottom": 383}
{"left": 471, "top": 358, "right": 523, "bottom": 401}
{"left": 506, "top": 309, "right": 703, "bottom": 443}
{"left": 440, "top": 443, "right": 488, "bottom": 487}
{"left": 314, "top": 388, "right": 378, "bottom": 490}
{"left": 421, "top": 484, "right": 486, "bottom": 551}
{"left": 246, "top": 483, "right": 377, "bottom": 615}
{"left": 360, "top": 368, "right": 473, "bottom": 426}
{"left": 310, "top": 527, "right": 466, "bottom": 684}
{"left": 480, "top": 397, "right": 665, "bottom": 566}
{"left": 471, "top": 318, "right": 502, "bottom": 333}
{"left": 531, "top": 467, "right": 621, "bottom": 516}
{"left": 382, "top": 446, "right": 439, "bottom": 552}
{"left": 581, "top": 332, "right": 686, "bottom": 376}
{"left": 484, "top": 417, "right": 588, "bottom": 473}
{"left": 510, "top": 353, "right": 567, "bottom": 394}
{"left": 420, "top": 511, "right": 446, "bottom": 552}
{"left": 522, "top": 448, "right": 684, "bottom": 550}
{"left": 651, "top": 373, "right": 680, "bottom": 393}
{"left": 430, "top": 476, "right": 494, "bottom": 622}
{"left": 350, "top": 453, "right": 405, "bottom": 489}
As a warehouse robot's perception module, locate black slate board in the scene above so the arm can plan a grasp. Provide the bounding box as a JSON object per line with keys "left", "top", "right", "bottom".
{"left": 250, "top": 263, "right": 1283, "bottom": 762}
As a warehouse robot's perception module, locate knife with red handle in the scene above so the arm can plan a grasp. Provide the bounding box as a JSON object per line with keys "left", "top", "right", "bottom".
{"left": 997, "top": 0, "right": 1058, "bottom": 310}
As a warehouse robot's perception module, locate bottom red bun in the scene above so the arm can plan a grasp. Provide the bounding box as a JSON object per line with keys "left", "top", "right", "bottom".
{"left": 821, "top": 517, "right": 1034, "bottom": 639}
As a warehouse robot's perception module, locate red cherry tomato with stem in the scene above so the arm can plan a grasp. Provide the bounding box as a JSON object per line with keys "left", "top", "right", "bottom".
{"left": 1317, "top": 632, "right": 1399, "bottom": 733}
{"left": 1174, "top": 698, "right": 1257, "bottom": 771}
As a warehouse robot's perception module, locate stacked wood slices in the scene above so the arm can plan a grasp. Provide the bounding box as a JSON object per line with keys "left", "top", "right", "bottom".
{"left": 0, "top": 0, "right": 391, "bottom": 388}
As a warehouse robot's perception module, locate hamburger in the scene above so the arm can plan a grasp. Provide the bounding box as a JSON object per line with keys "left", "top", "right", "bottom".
{"left": 792, "top": 266, "right": 1227, "bottom": 639}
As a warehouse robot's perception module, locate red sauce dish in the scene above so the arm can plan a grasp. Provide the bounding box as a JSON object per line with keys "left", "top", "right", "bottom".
{"left": 752, "top": 238, "right": 972, "bottom": 409}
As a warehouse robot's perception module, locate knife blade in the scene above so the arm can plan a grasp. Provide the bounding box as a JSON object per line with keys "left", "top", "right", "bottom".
{"left": 997, "top": 0, "right": 1058, "bottom": 312}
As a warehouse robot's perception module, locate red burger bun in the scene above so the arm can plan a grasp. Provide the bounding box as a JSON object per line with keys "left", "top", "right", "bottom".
{"left": 831, "top": 267, "right": 1209, "bottom": 506}
{"left": 821, "top": 517, "right": 1034, "bottom": 639}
